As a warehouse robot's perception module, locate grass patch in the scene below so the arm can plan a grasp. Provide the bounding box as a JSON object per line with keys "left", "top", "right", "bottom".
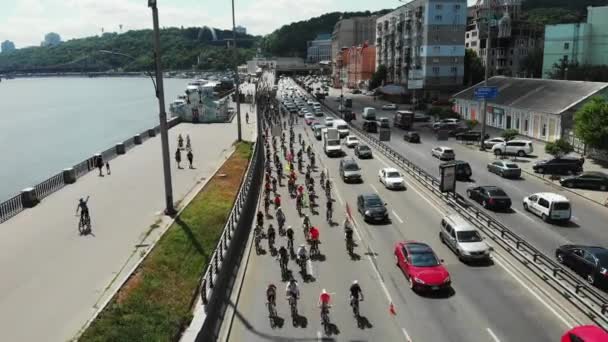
{"left": 78, "top": 141, "right": 253, "bottom": 342}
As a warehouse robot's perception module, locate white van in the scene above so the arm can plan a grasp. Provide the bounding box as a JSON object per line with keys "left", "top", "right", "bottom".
{"left": 362, "top": 107, "right": 376, "bottom": 121}
{"left": 523, "top": 192, "right": 571, "bottom": 222}
{"left": 440, "top": 214, "right": 492, "bottom": 262}
{"left": 333, "top": 119, "right": 349, "bottom": 137}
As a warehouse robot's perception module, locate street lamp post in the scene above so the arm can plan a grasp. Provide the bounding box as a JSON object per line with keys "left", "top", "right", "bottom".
{"left": 479, "top": 5, "right": 494, "bottom": 151}
{"left": 231, "top": 0, "right": 243, "bottom": 142}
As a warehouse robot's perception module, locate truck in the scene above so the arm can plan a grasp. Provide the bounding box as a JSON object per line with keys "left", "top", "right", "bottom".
{"left": 362, "top": 107, "right": 376, "bottom": 121}
{"left": 323, "top": 128, "right": 342, "bottom": 157}
{"left": 393, "top": 110, "right": 415, "bottom": 130}
{"left": 332, "top": 119, "right": 350, "bottom": 137}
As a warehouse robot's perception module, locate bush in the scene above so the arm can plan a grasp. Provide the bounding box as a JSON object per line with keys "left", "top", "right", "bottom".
{"left": 545, "top": 139, "right": 574, "bottom": 158}
{"left": 465, "top": 119, "right": 479, "bottom": 130}
{"left": 501, "top": 129, "right": 519, "bottom": 141}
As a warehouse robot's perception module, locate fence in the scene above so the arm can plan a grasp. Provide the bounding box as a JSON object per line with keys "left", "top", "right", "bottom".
{"left": 320, "top": 100, "right": 608, "bottom": 329}
{"left": 0, "top": 116, "right": 182, "bottom": 224}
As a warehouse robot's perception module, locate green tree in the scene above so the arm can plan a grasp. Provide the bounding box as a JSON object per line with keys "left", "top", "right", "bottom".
{"left": 501, "top": 129, "right": 519, "bottom": 141}
{"left": 574, "top": 97, "right": 608, "bottom": 150}
{"left": 440, "top": 108, "right": 459, "bottom": 119}
{"left": 369, "top": 64, "right": 387, "bottom": 90}
{"left": 463, "top": 49, "right": 484, "bottom": 86}
{"left": 545, "top": 139, "right": 574, "bottom": 158}
{"left": 465, "top": 119, "right": 479, "bottom": 130}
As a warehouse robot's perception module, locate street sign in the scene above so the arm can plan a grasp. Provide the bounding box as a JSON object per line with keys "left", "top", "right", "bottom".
{"left": 474, "top": 86, "right": 498, "bottom": 100}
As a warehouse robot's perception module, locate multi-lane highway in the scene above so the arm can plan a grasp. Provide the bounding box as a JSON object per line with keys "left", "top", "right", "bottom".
{"left": 224, "top": 78, "right": 579, "bottom": 341}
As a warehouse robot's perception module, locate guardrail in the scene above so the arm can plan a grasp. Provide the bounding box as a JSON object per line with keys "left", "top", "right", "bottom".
{"left": 0, "top": 116, "right": 181, "bottom": 224}
{"left": 317, "top": 96, "right": 608, "bottom": 329}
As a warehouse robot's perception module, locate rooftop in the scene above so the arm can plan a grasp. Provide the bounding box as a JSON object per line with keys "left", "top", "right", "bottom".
{"left": 452, "top": 76, "right": 608, "bottom": 114}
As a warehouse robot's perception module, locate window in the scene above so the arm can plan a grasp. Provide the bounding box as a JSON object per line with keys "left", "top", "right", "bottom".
{"left": 436, "top": 4, "right": 443, "bottom": 10}
{"left": 466, "top": 33, "right": 470, "bottom": 38}
{"left": 433, "top": 46, "right": 440, "bottom": 53}
{"left": 538, "top": 198, "right": 550, "bottom": 208}
{"left": 524, "top": 119, "right": 529, "bottom": 131}
{"left": 433, "top": 58, "right": 439, "bottom": 63}
{"left": 583, "top": 251, "right": 596, "bottom": 264}
{"left": 454, "top": 4, "right": 461, "bottom": 11}
{"left": 432, "top": 66, "right": 440, "bottom": 74}
{"left": 542, "top": 123, "right": 547, "bottom": 136}
{"left": 471, "top": 41, "right": 477, "bottom": 47}
{"left": 510, "top": 49, "right": 513, "bottom": 55}
{"left": 466, "top": 42, "right": 469, "bottom": 47}
{"left": 472, "top": 31, "right": 477, "bottom": 37}
{"left": 435, "top": 15, "right": 443, "bottom": 21}
{"left": 450, "top": 66, "right": 457, "bottom": 73}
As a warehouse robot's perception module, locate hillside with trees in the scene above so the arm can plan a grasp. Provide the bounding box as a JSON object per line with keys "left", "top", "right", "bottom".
{"left": 522, "top": 0, "right": 608, "bottom": 25}
{"left": 0, "top": 27, "right": 259, "bottom": 72}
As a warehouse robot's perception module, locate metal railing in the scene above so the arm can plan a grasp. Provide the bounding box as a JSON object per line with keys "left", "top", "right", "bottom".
{"left": 0, "top": 194, "right": 23, "bottom": 224}
{"left": 328, "top": 105, "right": 608, "bottom": 329}
{"left": 34, "top": 173, "right": 65, "bottom": 201}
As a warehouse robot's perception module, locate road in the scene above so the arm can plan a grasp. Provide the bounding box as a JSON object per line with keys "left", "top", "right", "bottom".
{"left": 320, "top": 86, "right": 608, "bottom": 263}
{"left": 225, "top": 81, "right": 570, "bottom": 341}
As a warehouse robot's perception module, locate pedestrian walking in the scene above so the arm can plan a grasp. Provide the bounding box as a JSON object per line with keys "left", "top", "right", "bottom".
{"left": 175, "top": 148, "right": 182, "bottom": 169}
{"left": 246, "top": 112, "right": 250, "bottom": 124}
{"left": 105, "top": 161, "right": 111, "bottom": 175}
{"left": 178, "top": 134, "right": 184, "bottom": 150}
{"left": 96, "top": 155, "right": 104, "bottom": 176}
{"left": 186, "top": 134, "right": 191, "bottom": 150}
{"left": 187, "top": 150, "right": 194, "bottom": 169}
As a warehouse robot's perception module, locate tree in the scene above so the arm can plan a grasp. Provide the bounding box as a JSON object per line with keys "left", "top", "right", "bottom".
{"left": 463, "top": 49, "right": 484, "bottom": 86}
{"left": 1, "top": 40, "right": 16, "bottom": 53}
{"left": 501, "top": 129, "right": 519, "bottom": 141}
{"left": 574, "top": 97, "right": 608, "bottom": 150}
{"left": 545, "top": 139, "right": 574, "bottom": 158}
{"left": 520, "top": 47, "right": 543, "bottom": 78}
{"left": 42, "top": 32, "right": 62, "bottom": 47}
{"left": 369, "top": 64, "right": 387, "bottom": 90}
{"left": 465, "top": 119, "right": 479, "bottom": 130}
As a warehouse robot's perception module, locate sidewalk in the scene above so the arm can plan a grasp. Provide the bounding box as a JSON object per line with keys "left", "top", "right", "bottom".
{"left": 0, "top": 118, "right": 253, "bottom": 341}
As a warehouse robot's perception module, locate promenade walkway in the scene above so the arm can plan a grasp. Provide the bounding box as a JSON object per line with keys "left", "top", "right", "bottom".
{"left": 0, "top": 104, "right": 256, "bottom": 341}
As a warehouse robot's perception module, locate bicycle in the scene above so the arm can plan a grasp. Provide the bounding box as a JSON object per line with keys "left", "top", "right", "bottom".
{"left": 326, "top": 207, "right": 333, "bottom": 223}
{"left": 350, "top": 296, "right": 361, "bottom": 317}
{"left": 78, "top": 214, "right": 91, "bottom": 234}
{"left": 288, "top": 294, "right": 298, "bottom": 317}
{"left": 320, "top": 304, "right": 331, "bottom": 333}
{"left": 310, "top": 240, "right": 320, "bottom": 257}
{"left": 267, "top": 299, "right": 277, "bottom": 318}
{"left": 346, "top": 236, "right": 354, "bottom": 255}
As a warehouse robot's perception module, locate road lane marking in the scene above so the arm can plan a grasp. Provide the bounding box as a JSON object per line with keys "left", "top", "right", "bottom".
{"left": 334, "top": 187, "right": 344, "bottom": 205}
{"left": 317, "top": 330, "right": 322, "bottom": 340}
{"left": 370, "top": 184, "right": 380, "bottom": 194}
{"left": 487, "top": 328, "right": 501, "bottom": 342}
{"left": 512, "top": 208, "right": 536, "bottom": 223}
{"left": 402, "top": 328, "right": 413, "bottom": 342}
{"left": 307, "top": 259, "right": 314, "bottom": 278}
{"left": 392, "top": 210, "right": 404, "bottom": 224}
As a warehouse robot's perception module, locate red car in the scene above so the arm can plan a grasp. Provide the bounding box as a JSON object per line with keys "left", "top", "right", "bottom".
{"left": 561, "top": 325, "right": 608, "bottom": 342}
{"left": 394, "top": 241, "right": 451, "bottom": 292}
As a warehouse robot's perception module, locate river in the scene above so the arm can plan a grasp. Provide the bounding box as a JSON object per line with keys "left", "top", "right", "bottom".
{"left": 0, "top": 77, "right": 188, "bottom": 201}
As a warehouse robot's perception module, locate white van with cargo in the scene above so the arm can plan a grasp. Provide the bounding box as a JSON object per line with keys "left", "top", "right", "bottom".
{"left": 362, "top": 107, "right": 376, "bottom": 121}
{"left": 523, "top": 192, "right": 571, "bottom": 222}
{"left": 333, "top": 119, "right": 349, "bottom": 137}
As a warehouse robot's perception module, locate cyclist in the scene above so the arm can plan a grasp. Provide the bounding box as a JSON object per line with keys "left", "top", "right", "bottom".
{"left": 286, "top": 226, "right": 294, "bottom": 250}
{"left": 325, "top": 179, "right": 331, "bottom": 198}
{"left": 267, "top": 224, "right": 276, "bottom": 249}
{"left": 302, "top": 214, "right": 311, "bottom": 239}
{"left": 276, "top": 207, "right": 286, "bottom": 232}
{"left": 76, "top": 196, "right": 90, "bottom": 223}
{"left": 274, "top": 193, "right": 281, "bottom": 209}
{"left": 310, "top": 152, "right": 316, "bottom": 168}
{"left": 309, "top": 226, "right": 320, "bottom": 254}
{"left": 318, "top": 289, "right": 332, "bottom": 322}
{"left": 257, "top": 210, "right": 264, "bottom": 227}
{"left": 350, "top": 280, "right": 363, "bottom": 302}
{"left": 285, "top": 278, "right": 300, "bottom": 305}
{"left": 296, "top": 194, "right": 303, "bottom": 215}
{"left": 264, "top": 196, "right": 270, "bottom": 215}
{"left": 326, "top": 199, "right": 333, "bottom": 222}
{"left": 320, "top": 170, "right": 326, "bottom": 188}
{"left": 271, "top": 176, "right": 278, "bottom": 193}
{"left": 266, "top": 283, "right": 277, "bottom": 307}
{"left": 278, "top": 245, "right": 288, "bottom": 272}
{"left": 254, "top": 225, "right": 263, "bottom": 253}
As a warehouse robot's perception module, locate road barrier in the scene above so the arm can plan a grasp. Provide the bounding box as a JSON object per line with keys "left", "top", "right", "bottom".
{"left": 318, "top": 96, "right": 608, "bottom": 329}
{"left": 0, "top": 116, "right": 181, "bottom": 224}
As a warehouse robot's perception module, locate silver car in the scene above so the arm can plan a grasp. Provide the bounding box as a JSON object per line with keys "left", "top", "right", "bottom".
{"left": 431, "top": 146, "right": 455, "bottom": 160}
{"left": 487, "top": 160, "right": 522, "bottom": 178}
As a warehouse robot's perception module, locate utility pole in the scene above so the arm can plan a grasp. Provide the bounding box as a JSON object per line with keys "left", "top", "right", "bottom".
{"left": 231, "top": 0, "right": 243, "bottom": 142}
{"left": 479, "top": 5, "right": 492, "bottom": 151}
{"left": 149, "top": 0, "right": 175, "bottom": 216}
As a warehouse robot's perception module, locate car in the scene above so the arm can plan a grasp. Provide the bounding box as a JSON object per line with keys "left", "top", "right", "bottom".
{"left": 431, "top": 146, "right": 455, "bottom": 160}
{"left": 560, "top": 171, "right": 608, "bottom": 191}
{"left": 378, "top": 117, "right": 390, "bottom": 128}
{"left": 523, "top": 192, "right": 571, "bottom": 222}
{"left": 378, "top": 168, "right": 405, "bottom": 189}
{"left": 339, "top": 158, "right": 362, "bottom": 183}
{"left": 394, "top": 241, "right": 451, "bottom": 292}
{"left": 382, "top": 104, "right": 398, "bottom": 110}
{"left": 482, "top": 137, "right": 506, "bottom": 149}
{"left": 441, "top": 160, "right": 472, "bottom": 181}
{"left": 487, "top": 160, "right": 522, "bottom": 178}
{"left": 466, "top": 185, "right": 512, "bottom": 210}
{"left": 455, "top": 130, "right": 482, "bottom": 142}
{"left": 492, "top": 140, "right": 534, "bottom": 157}
{"left": 345, "top": 135, "right": 359, "bottom": 148}
{"left": 304, "top": 113, "right": 315, "bottom": 124}
{"left": 432, "top": 118, "right": 459, "bottom": 130}
{"left": 357, "top": 193, "right": 389, "bottom": 223}
{"left": 533, "top": 156, "right": 584, "bottom": 175}
{"left": 414, "top": 113, "right": 431, "bottom": 122}
{"left": 440, "top": 214, "right": 492, "bottom": 262}
{"left": 403, "top": 131, "right": 420, "bottom": 143}
{"left": 555, "top": 245, "right": 608, "bottom": 287}
{"left": 354, "top": 144, "right": 373, "bottom": 159}
{"left": 561, "top": 325, "right": 608, "bottom": 342}
{"left": 324, "top": 116, "right": 335, "bottom": 127}
{"left": 352, "top": 89, "right": 362, "bottom": 94}
{"left": 313, "top": 108, "right": 324, "bottom": 117}
{"left": 362, "top": 120, "right": 378, "bottom": 133}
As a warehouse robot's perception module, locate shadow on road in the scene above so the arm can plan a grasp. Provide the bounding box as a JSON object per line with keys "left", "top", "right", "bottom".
{"left": 356, "top": 315, "right": 373, "bottom": 329}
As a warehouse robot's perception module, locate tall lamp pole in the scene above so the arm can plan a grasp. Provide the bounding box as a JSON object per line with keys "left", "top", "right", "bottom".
{"left": 479, "top": 3, "right": 493, "bottom": 151}
{"left": 148, "top": 0, "right": 176, "bottom": 215}
{"left": 231, "top": 0, "right": 243, "bottom": 142}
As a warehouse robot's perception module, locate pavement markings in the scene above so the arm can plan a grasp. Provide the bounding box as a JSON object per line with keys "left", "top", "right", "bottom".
{"left": 401, "top": 327, "right": 413, "bottom": 342}
{"left": 369, "top": 184, "right": 380, "bottom": 194}
{"left": 392, "top": 210, "right": 404, "bottom": 224}
{"left": 307, "top": 259, "right": 314, "bottom": 278}
{"left": 486, "top": 328, "right": 501, "bottom": 342}
{"left": 317, "top": 330, "right": 322, "bottom": 340}
{"left": 512, "top": 208, "right": 536, "bottom": 223}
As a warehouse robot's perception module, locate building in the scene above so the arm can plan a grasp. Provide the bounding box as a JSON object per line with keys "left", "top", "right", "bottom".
{"left": 452, "top": 76, "right": 608, "bottom": 142}
{"left": 235, "top": 25, "right": 247, "bottom": 35}
{"left": 334, "top": 44, "right": 376, "bottom": 89}
{"left": 376, "top": 0, "right": 467, "bottom": 100}
{"left": 307, "top": 34, "right": 332, "bottom": 63}
{"left": 331, "top": 16, "right": 377, "bottom": 86}
{"left": 465, "top": 0, "right": 544, "bottom": 78}
{"left": 542, "top": 6, "right": 608, "bottom": 78}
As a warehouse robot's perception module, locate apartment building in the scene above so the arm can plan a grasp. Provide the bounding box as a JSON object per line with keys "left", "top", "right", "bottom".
{"left": 331, "top": 16, "right": 377, "bottom": 86}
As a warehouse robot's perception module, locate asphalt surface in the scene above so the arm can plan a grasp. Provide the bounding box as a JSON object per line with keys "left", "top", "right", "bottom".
{"left": 320, "top": 87, "right": 608, "bottom": 267}
{"left": 226, "top": 81, "right": 569, "bottom": 341}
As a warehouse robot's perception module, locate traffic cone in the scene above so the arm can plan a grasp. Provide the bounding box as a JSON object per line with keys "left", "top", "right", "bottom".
{"left": 389, "top": 302, "right": 396, "bottom": 316}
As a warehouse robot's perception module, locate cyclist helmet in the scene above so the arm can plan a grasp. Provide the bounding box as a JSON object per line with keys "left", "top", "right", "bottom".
{"left": 322, "top": 288, "right": 327, "bottom": 294}
{"left": 79, "top": 198, "right": 84, "bottom": 202}
{"left": 353, "top": 280, "right": 358, "bottom": 285}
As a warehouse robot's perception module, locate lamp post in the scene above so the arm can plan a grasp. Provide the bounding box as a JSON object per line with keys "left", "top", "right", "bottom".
{"left": 478, "top": 3, "right": 495, "bottom": 151}
{"left": 231, "top": 0, "right": 243, "bottom": 142}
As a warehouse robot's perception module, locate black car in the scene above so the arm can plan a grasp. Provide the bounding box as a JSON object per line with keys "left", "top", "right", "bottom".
{"left": 403, "top": 131, "right": 420, "bottom": 143}
{"left": 357, "top": 193, "right": 389, "bottom": 223}
{"left": 466, "top": 185, "right": 512, "bottom": 210}
{"left": 560, "top": 171, "right": 608, "bottom": 191}
{"left": 354, "top": 144, "right": 373, "bottom": 159}
{"left": 555, "top": 245, "right": 608, "bottom": 287}
{"left": 441, "top": 160, "right": 472, "bottom": 181}
{"left": 532, "top": 157, "right": 584, "bottom": 175}
{"left": 362, "top": 120, "right": 378, "bottom": 133}
{"left": 455, "top": 130, "right": 482, "bottom": 142}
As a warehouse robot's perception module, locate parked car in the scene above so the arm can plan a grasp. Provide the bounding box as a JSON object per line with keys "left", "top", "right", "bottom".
{"left": 378, "top": 168, "right": 405, "bottom": 189}
{"left": 455, "top": 130, "right": 482, "bottom": 142}
{"left": 378, "top": 117, "right": 390, "bottom": 128}
{"left": 414, "top": 113, "right": 431, "bottom": 122}
{"left": 492, "top": 140, "right": 534, "bottom": 157}
{"left": 345, "top": 135, "right": 359, "bottom": 148}
{"left": 362, "top": 120, "right": 378, "bottom": 133}
{"left": 394, "top": 241, "right": 451, "bottom": 292}
{"left": 339, "top": 158, "right": 362, "bottom": 183}
{"left": 466, "top": 185, "right": 512, "bottom": 210}
{"left": 403, "top": 131, "right": 420, "bottom": 143}
{"left": 357, "top": 193, "right": 389, "bottom": 223}
{"left": 432, "top": 118, "right": 460, "bottom": 130}
{"left": 382, "top": 104, "right": 398, "bottom": 110}
{"left": 483, "top": 137, "right": 506, "bottom": 149}
{"left": 555, "top": 245, "right": 608, "bottom": 287}
{"left": 355, "top": 144, "right": 373, "bottom": 159}
{"left": 533, "top": 156, "right": 584, "bottom": 175}
{"left": 560, "top": 171, "right": 608, "bottom": 191}
{"left": 352, "top": 89, "right": 362, "bottom": 94}
{"left": 487, "top": 160, "right": 522, "bottom": 178}
{"left": 560, "top": 325, "right": 608, "bottom": 342}
{"left": 431, "top": 146, "right": 455, "bottom": 160}
{"left": 441, "top": 160, "right": 472, "bottom": 181}
{"left": 440, "top": 214, "right": 492, "bottom": 262}
{"left": 523, "top": 192, "right": 571, "bottom": 222}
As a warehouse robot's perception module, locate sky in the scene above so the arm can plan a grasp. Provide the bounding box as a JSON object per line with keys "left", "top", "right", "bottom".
{"left": 0, "top": 0, "right": 477, "bottom": 48}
